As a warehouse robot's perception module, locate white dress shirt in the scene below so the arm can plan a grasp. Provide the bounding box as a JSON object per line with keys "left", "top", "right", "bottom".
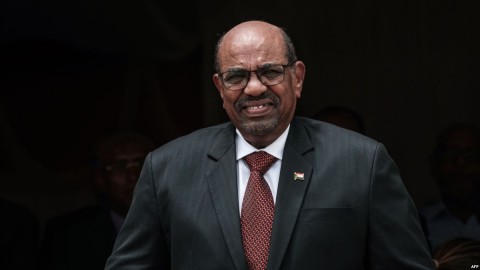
{"left": 419, "top": 201, "right": 480, "bottom": 250}
{"left": 235, "top": 125, "right": 290, "bottom": 212}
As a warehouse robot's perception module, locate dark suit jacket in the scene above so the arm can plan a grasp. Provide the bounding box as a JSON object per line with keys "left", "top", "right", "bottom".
{"left": 0, "top": 198, "right": 40, "bottom": 270}
{"left": 42, "top": 204, "right": 117, "bottom": 270}
{"left": 106, "top": 117, "right": 434, "bottom": 270}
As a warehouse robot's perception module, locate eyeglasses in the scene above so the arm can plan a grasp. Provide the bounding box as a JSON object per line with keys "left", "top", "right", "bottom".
{"left": 435, "top": 149, "right": 480, "bottom": 164}
{"left": 104, "top": 160, "right": 144, "bottom": 173}
{"left": 218, "top": 63, "right": 292, "bottom": 91}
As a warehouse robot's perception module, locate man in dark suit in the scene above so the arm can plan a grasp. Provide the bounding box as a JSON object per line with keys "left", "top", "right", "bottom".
{"left": 41, "top": 133, "right": 155, "bottom": 270}
{"left": 106, "top": 21, "right": 434, "bottom": 269}
{"left": 419, "top": 124, "right": 480, "bottom": 251}
{"left": 0, "top": 197, "right": 40, "bottom": 270}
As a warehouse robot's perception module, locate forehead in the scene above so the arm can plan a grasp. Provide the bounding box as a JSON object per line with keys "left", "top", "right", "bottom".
{"left": 218, "top": 26, "right": 287, "bottom": 69}
{"left": 443, "top": 129, "right": 480, "bottom": 149}
{"left": 102, "top": 143, "right": 150, "bottom": 162}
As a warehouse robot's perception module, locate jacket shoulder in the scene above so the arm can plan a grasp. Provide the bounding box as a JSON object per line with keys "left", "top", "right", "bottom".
{"left": 150, "top": 122, "right": 234, "bottom": 158}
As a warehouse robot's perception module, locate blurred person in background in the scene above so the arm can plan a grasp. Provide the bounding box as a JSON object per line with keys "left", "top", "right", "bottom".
{"left": 0, "top": 197, "right": 40, "bottom": 270}
{"left": 41, "top": 132, "right": 155, "bottom": 270}
{"left": 313, "top": 106, "right": 365, "bottom": 134}
{"left": 419, "top": 124, "right": 480, "bottom": 251}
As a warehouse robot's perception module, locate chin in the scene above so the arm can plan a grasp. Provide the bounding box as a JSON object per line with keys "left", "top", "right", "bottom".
{"left": 240, "top": 118, "right": 279, "bottom": 136}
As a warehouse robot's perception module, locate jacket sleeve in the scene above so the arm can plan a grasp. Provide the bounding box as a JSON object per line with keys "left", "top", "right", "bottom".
{"left": 366, "top": 143, "right": 434, "bottom": 270}
{"left": 105, "top": 152, "right": 170, "bottom": 269}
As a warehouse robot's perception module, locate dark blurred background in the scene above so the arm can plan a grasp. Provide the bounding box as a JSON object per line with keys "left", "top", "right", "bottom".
{"left": 1, "top": 0, "right": 478, "bottom": 226}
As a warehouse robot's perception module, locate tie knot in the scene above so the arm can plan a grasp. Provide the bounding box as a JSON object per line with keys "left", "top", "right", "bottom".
{"left": 243, "top": 151, "right": 277, "bottom": 174}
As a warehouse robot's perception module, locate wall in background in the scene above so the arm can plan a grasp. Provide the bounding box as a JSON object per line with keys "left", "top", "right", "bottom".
{"left": 1, "top": 0, "right": 478, "bottom": 224}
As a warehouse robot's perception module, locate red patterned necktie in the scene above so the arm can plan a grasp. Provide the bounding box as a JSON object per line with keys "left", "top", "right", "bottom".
{"left": 241, "top": 151, "right": 277, "bottom": 270}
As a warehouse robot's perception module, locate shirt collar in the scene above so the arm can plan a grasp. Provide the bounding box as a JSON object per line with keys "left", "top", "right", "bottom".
{"left": 235, "top": 125, "right": 290, "bottom": 161}
{"left": 109, "top": 209, "right": 126, "bottom": 234}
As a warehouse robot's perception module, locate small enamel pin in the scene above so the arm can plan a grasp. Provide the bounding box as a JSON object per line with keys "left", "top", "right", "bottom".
{"left": 293, "top": 172, "right": 304, "bottom": 181}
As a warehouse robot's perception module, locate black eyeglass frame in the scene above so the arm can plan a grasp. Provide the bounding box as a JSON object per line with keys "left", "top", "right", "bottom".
{"left": 217, "top": 63, "right": 293, "bottom": 91}
{"left": 103, "top": 160, "right": 144, "bottom": 173}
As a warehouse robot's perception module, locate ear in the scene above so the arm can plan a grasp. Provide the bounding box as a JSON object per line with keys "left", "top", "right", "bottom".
{"left": 213, "top": 74, "right": 224, "bottom": 99}
{"left": 293, "top": 61, "right": 306, "bottom": 99}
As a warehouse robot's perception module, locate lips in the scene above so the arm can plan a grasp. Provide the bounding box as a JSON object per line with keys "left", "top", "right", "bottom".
{"left": 242, "top": 101, "right": 274, "bottom": 116}
{"left": 235, "top": 92, "right": 279, "bottom": 116}
{"left": 244, "top": 102, "right": 272, "bottom": 110}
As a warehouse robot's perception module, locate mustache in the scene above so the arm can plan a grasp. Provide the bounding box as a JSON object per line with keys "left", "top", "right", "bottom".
{"left": 235, "top": 91, "right": 279, "bottom": 111}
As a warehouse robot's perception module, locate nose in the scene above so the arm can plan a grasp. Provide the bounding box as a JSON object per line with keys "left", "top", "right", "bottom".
{"left": 243, "top": 71, "right": 268, "bottom": 96}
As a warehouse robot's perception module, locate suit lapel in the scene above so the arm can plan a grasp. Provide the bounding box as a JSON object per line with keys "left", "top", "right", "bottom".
{"left": 268, "top": 119, "right": 314, "bottom": 270}
{"left": 206, "top": 124, "right": 248, "bottom": 270}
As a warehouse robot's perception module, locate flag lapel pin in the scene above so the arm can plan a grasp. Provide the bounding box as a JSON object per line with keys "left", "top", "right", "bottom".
{"left": 293, "top": 172, "right": 304, "bottom": 181}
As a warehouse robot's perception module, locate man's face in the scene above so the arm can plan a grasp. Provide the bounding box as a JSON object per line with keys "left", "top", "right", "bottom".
{"left": 98, "top": 144, "right": 148, "bottom": 216}
{"left": 434, "top": 129, "right": 480, "bottom": 203}
{"left": 213, "top": 23, "right": 305, "bottom": 148}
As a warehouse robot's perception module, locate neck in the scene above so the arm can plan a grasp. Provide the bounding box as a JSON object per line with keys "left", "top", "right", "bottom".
{"left": 240, "top": 123, "right": 290, "bottom": 149}
{"left": 246, "top": 138, "right": 275, "bottom": 149}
